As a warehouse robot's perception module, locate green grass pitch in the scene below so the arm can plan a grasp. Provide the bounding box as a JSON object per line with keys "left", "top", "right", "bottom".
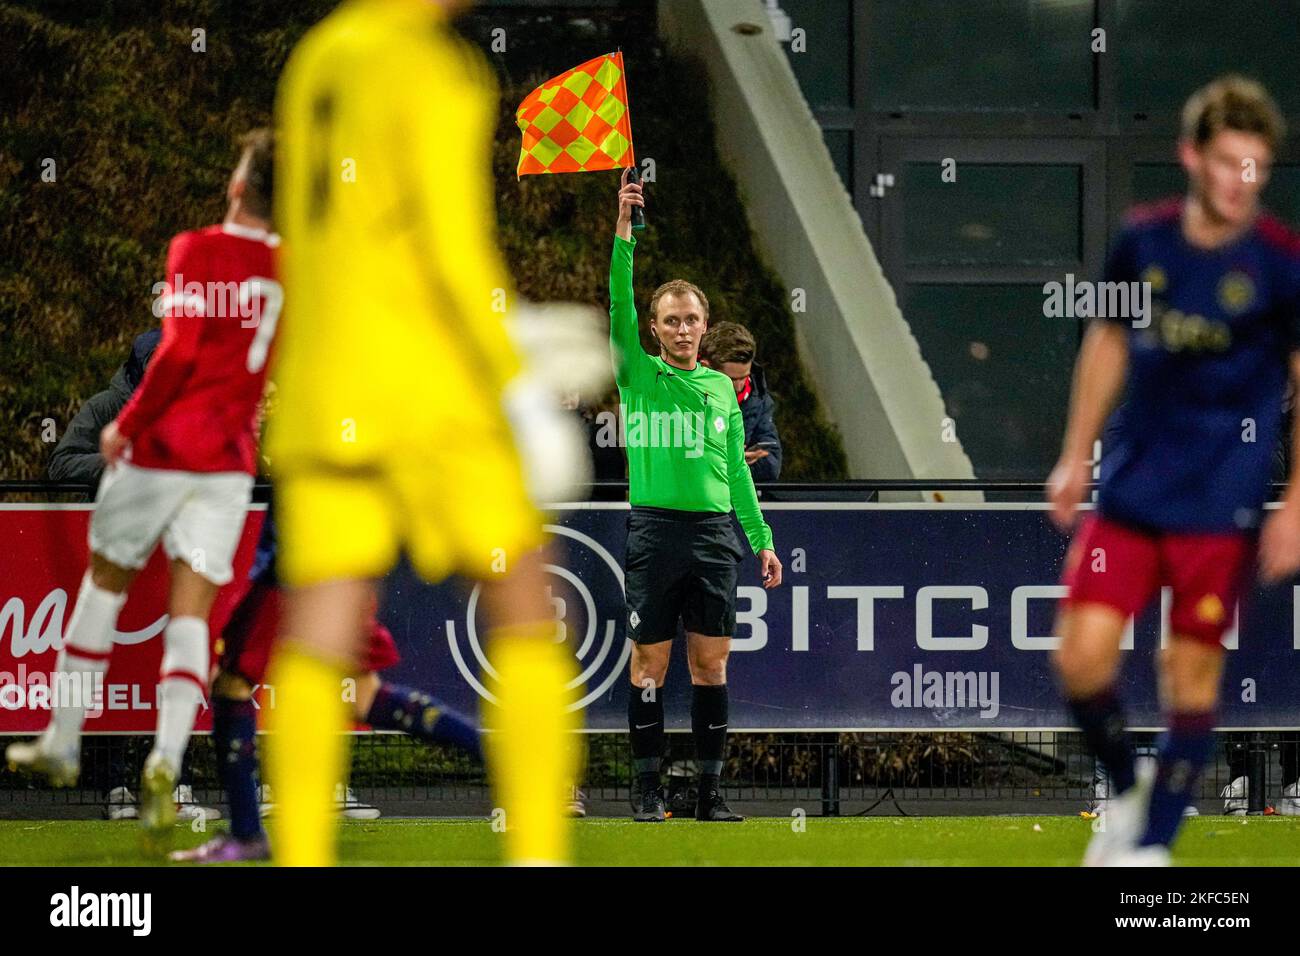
{"left": 3, "top": 816, "right": 1300, "bottom": 866}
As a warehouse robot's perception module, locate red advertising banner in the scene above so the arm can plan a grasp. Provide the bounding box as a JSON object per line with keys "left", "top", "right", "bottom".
{"left": 0, "top": 505, "right": 266, "bottom": 733}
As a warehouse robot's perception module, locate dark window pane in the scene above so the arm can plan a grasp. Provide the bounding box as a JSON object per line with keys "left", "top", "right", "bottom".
{"left": 1130, "top": 163, "right": 1183, "bottom": 205}
{"left": 1261, "top": 168, "right": 1300, "bottom": 224}
{"left": 1132, "top": 164, "right": 1300, "bottom": 224}
{"left": 1117, "top": 0, "right": 1300, "bottom": 114}
{"left": 869, "top": 0, "right": 1094, "bottom": 111}
{"left": 780, "top": 0, "right": 853, "bottom": 108}
{"left": 823, "top": 128, "right": 853, "bottom": 195}
{"left": 906, "top": 284, "right": 1076, "bottom": 480}
{"left": 905, "top": 163, "right": 1082, "bottom": 266}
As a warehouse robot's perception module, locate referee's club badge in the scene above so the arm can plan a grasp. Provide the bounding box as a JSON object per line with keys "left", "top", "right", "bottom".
{"left": 445, "top": 524, "right": 632, "bottom": 712}
{"left": 713, "top": 415, "right": 725, "bottom": 433}
{"left": 629, "top": 609, "right": 640, "bottom": 630}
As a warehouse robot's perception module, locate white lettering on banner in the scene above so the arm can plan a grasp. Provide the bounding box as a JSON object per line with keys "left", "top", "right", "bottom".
{"left": 0, "top": 589, "right": 67, "bottom": 656}
{"left": 732, "top": 586, "right": 768, "bottom": 651}
{"left": 723, "top": 583, "right": 1251, "bottom": 653}
{"left": 26, "top": 681, "right": 49, "bottom": 709}
{"left": 0, "top": 667, "right": 173, "bottom": 715}
{"left": 790, "top": 585, "right": 809, "bottom": 651}
{"left": 0, "top": 667, "right": 105, "bottom": 716}
{"left": 1010, "top": 585, "right": 1067, "bottom": 650}
{"left": 916, "top": 586, "right": 988, "bottom": 650}
{"left": 0, "top": 588, "right": 167, "bottom": 658}
{"left": 827, "top": 586, "right": 904, "bottom": 651}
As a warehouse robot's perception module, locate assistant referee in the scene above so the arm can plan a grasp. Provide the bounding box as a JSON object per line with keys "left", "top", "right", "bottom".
{"left": 611, "top": 170, "right": 783, "bottom": 823}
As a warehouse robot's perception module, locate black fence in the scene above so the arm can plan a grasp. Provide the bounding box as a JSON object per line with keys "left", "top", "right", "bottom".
{"left": 3, "top": 731, "right": 1297, "bottom": 820}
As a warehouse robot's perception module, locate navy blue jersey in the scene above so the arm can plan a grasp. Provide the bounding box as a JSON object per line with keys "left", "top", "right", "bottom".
{"left": 1098, "top": 199, "right": 1300, "bottom": 532}
{"left": 249, "top": 496, "right": 278, "bottom": 585}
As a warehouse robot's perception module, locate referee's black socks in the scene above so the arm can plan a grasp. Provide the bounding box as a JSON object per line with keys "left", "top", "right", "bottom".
{"left": 628, "top": 681, "right": 665, "bottom": 790}
{"left": 691, "top": 684, "right": 728, "bottom": 787}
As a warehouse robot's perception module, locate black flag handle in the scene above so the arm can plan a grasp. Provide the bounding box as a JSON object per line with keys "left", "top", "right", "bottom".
{"left": 628, "top": 164, "right": 646, "bottom": 231}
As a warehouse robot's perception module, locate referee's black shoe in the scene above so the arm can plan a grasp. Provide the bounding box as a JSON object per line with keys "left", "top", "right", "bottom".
{"left": 696, "top": 788, "right": 745, "bottom": 822}
{"left": 634, "top": 786, "right": 667, "bottom": 822}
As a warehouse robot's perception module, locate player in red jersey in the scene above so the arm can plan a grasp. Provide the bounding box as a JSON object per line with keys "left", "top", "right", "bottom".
{"left": 7, "top": 130, "right": 280, "bottom": 854}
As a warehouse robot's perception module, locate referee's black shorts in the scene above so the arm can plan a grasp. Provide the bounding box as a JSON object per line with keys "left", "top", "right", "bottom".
{"left": 624, "top": 505, "right": 747, "bottom": 644}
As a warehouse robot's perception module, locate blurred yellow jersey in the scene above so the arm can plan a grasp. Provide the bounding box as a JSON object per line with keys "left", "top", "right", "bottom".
{"left": 270, "top": 0, "right": 522, "bottom": 467}
{"left": 269, "top": 0, "right": 541, "bottom": 586}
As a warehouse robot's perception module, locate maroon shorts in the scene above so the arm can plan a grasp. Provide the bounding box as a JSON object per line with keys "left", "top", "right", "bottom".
{"left": 216, "top": 579, "right": 401, "bottom": 684}
{"left": 1060, "top": 513, "right": 1256, "bottom": 647}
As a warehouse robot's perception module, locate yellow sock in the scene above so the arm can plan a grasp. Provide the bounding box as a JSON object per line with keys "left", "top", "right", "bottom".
{"left": 265, "top": 643, "right": 350, "bottom": 867}
{"left": 484, "top": 626, "right": 579, "bottom": 865}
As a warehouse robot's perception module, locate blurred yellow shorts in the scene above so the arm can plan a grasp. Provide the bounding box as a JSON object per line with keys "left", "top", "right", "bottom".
{"left": 274, "top": 438, "right": 545, "bottom": 588}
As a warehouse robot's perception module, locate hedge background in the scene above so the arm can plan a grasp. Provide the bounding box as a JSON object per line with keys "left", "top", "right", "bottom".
{"left": 0, "top": 0, "right": 846, "bottom": 482}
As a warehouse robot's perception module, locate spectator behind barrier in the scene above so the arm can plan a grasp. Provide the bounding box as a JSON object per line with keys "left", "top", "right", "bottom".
{"left": 47, "top": 329, "right": 162, "bottom": 484}
{"left": 700, "top": 321, "right": 782, "bottom": 481}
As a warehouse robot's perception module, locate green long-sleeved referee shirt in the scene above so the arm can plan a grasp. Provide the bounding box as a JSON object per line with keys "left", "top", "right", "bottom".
{"left": 608, "top": 234, "right": 774, "bottom": 555}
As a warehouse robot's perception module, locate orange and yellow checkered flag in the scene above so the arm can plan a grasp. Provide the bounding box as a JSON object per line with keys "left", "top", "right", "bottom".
{"left": 516, "top": 52, "right": 636, "bottom": 178}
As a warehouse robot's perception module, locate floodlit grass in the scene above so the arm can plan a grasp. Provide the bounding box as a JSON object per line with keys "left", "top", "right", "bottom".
{"left": 2, "top": 816, "right": 1298, "bottom": 867}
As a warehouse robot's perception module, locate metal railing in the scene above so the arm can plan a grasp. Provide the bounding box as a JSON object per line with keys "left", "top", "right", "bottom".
{"left": 3, "top": 731, "right": 1296, "bottom": 819}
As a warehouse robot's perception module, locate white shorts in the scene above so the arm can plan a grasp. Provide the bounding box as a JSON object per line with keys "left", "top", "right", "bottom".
{"left": 89, "top": 462, "right": 254, "bottom": 586}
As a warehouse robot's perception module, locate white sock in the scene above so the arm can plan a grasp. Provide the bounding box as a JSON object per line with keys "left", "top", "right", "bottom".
{"left": 43, "top": 572, "right": 125, "bottom": 756}
{"left": 152, "top": 616, "right": 209, "bottom": 771}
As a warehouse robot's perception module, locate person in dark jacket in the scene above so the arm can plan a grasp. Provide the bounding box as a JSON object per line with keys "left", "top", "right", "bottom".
{"left": 47, "top": 328, "right": 213, "bottom": 819}
{"left": 47, "top": 329, "right": 162, "bottom": 484}
{"left": 700, "top": 321, "right": 782, "bottom": 482}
